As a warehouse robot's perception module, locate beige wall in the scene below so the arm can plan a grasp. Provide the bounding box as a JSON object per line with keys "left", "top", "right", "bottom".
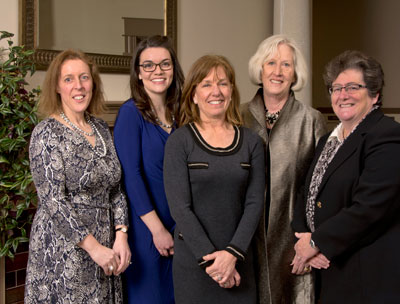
{"left": 0, "top": 0, "right": 18, "bottom": 50}
{"left": 4, "top": 0, "right": 400, "bottom": 108}
{"left": 313, "top": 0, "right": 400, "bottom": 109}
{"left": 3, "top": 0, "right": 399, "bottom": 110}
{"left": 178, "top": 0, "right": 273, "bottom": 103}
{"left": 38, "top": 0, "right": 163, "bottom": 55}
{"left": 0, "top": 0, "right": 131, "bottom": 104}
{"left": 2, "top": 0, "right": 273, "bottom": 106}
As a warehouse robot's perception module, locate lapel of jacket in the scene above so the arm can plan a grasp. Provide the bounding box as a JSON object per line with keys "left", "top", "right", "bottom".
{"left": 317, "top": 109, "right": 384, "bottom": 194}
{"left": 248, "top": 89, "right": 268, "bottom": 142}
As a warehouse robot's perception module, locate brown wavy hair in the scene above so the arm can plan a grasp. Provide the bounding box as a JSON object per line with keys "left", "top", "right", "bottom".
{"left": 323, "top": 50, "right": 384, "bottom": 106}
{"left": 180, "top": 55, "right": 242, "bottom": 126}
{"left": 130, "top": 35, "right": 184, "bottom": 124}
{"left": 37, "top": 49, "right": 106, "bottom": 118}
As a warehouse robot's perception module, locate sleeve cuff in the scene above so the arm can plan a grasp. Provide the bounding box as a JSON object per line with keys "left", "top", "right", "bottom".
{"left": 198, "top": 259, "right": 214, "bottom": 269}
{"left": 225, "top": 244, "right": 245, "bottom": 262}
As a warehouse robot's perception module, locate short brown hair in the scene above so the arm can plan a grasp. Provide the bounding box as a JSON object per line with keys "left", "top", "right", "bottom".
{"left": 37, "top": 49, "right": 106, "bottom": 118}
{"left": 180, "top": 55, "right": 242, "bottom": 126}
{"left": 323, "top": 50, "right": 384, "bottom": 105}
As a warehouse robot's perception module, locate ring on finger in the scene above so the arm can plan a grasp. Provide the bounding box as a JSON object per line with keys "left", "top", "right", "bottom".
{"left": 216, "top": 275, "right": 222, "bottom": 281}
{"left": 108, "top": 265, "right": 114, "bottom": 271}
{"left": 304, "top": 265, "right": 311, "bottom": 273}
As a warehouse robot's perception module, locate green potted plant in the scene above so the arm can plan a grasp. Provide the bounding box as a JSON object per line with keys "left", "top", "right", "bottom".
{"left": 0, "top": 31, "right": 40, "bottom": 258}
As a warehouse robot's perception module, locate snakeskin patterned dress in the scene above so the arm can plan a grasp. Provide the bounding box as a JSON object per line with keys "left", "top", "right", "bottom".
{"left": 24, "top": 117, "right": 128, "bottom": 303}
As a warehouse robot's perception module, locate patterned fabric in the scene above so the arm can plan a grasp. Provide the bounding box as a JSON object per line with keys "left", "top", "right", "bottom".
{"left": 306, "top": 135, "right": 342, "bottom": 232}
{"left": 25, "top": 117, "right": 128, "bottom": 304}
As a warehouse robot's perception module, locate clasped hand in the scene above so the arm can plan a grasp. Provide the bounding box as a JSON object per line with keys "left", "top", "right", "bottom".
{"left": 81, "top": 233, "right": 131, "bottom": 277}
{"left": 203, "top": 250, "right": 241, "bottom": 289}
{"left": 291, "top": 232, "right": 330, "bottom": 275}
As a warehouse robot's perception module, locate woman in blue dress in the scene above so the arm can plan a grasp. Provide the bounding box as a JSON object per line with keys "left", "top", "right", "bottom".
{"left": 114, "top": 35, "right": 184, "bottom": 303}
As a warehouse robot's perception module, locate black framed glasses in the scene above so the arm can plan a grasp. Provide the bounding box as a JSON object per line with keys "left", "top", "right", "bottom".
{"left": 138, "top": 60, "right": 173, "bottom": 72}
{"left": 329, "top": 83, "right": 367, "bottom": 96}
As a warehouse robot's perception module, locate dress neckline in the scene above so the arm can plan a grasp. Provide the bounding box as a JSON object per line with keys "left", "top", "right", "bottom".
{"left": 50, "top": 117, "right": 105, "bottom": 155}
{"left": 187, "top": 122, "right": 242, "bottom": 155}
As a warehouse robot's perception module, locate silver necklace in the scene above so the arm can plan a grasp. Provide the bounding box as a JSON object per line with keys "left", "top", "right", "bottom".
{"left": 60, "top": 112, "right": 107, "bottom": 157}
{"left": 60, "top": 112, "right": 94, "bottom": 136}
{"left": 265, "top": 109, "right": 280, "bottom": 125}
{"left": 152, "top": 109, "right": 175, "bottom": 129}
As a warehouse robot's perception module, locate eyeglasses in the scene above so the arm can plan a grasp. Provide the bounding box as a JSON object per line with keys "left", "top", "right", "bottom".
{"left": 329, "top": 83, "right": 367, "bottom": 96}
{"left": 138, "top": 60, "right": 173, "bottom": 72}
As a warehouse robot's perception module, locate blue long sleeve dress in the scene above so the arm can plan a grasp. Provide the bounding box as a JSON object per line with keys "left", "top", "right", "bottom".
{"left": 113, "top": 99, "right": 175, "bottom": 304}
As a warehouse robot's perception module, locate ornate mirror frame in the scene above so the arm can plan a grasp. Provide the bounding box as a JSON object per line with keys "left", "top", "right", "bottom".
{"left": 20, "top": 0, "right": 177, "bottom": 73}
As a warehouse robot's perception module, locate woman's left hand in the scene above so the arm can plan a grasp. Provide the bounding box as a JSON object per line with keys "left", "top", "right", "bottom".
{"left": 113, "top": 231, "right": 131, "bottom": 275}
{"left": 203, "top": 250, "right": 237, "bottom": 286}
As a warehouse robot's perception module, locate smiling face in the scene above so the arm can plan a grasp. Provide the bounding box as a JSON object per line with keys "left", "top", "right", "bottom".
{"left": 193, "top": 66, "right": 232, "bottom": 122}
{"left": 261, "top": 43, "right": 295, "bottom": 100}
{"left": 57, "top": 59, "right": 93, "bottom": 117}
{"left": 331, "top": 68, "right": 378, "bottom": 130}
{"left": 138, "top": 47, "right": 174, "bottom": 99}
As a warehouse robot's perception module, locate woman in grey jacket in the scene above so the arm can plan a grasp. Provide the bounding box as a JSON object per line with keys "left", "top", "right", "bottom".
{"left": 241, "top": 35, "right": 327, "bottom": 304}
{"left": 164, "top": 55, "right": 265, "bottom": 303}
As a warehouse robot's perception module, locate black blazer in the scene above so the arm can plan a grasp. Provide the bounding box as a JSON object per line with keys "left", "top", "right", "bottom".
{"left": 292, "top": 109, "right": 400, "bottom": 304}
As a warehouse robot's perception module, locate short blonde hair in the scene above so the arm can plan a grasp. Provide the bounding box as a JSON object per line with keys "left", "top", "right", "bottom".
{"left": 248, "top": 34, "right": 307, "bottom": 91}
{"left": 180, "top": 55, "right": 242, "bottom": 126}
{"left": 37, "top": 49, "right": 106, "bottom": 118}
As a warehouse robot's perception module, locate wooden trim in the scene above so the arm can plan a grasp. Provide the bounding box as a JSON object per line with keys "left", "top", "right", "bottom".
{"left": 102, "top": 102, "right": 124, "bottom": 128}
{"left": 166, "top": 0, "right": 178, "bottom": 52}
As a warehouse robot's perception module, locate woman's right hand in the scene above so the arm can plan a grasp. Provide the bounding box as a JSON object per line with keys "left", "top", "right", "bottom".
{"left": 78, "top": 234, "right": 120, "bottom": 276}
{"left": 203, "top": 250, "right": 239, "bottom": 287}
{"left": 218, "top": 268, "right": 241, "bottom": 288}
{"left": 89, "top": 244, "right": 121, "bottom": 276}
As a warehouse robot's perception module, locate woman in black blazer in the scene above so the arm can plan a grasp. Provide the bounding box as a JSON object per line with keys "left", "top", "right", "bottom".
{"left": 291, "top": 50, "right": 400, "bottom": 303}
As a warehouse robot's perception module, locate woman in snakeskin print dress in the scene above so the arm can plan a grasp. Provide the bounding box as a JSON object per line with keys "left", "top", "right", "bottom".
{"left": 24, "top": 50, "right": 130, "bottom": 303}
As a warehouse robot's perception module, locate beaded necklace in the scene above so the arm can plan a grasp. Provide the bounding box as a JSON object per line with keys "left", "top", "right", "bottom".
{"left": 265, "top": 109, "right": 280, "bottom": 125}
{"left": 60, "top": 112, "right": 107, "bottom": 157}
{"left": 60, "top": 112, "right": 94, "bottom": 136}
{"left": 152, "top": 109, "right": 175, "bottom": 129}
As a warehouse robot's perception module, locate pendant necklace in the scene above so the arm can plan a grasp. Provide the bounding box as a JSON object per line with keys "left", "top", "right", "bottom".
{"left": 265, "top": 109, "right": 280, "bottom": 125}
{"left": 265, "top": 99, "right": 285, "bottom": 125}
{"left": 60, "top": 112, "right": 107, "bottom": 157}
{"left": 152, "top": 108, "right": 175, "bottom": 129}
